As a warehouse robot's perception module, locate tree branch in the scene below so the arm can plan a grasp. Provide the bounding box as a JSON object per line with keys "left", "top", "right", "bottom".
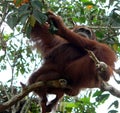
{"left": 100, "top": 82, "right": 120, "bottom": 98}
{"left": 115, "top": 68, "right": 120, "bottom": 75}
{"left": 87, "top": 49, "right": 120, "bottom": 98}
{"left": 0, "top": 79, "right": 68, "bottom": 112}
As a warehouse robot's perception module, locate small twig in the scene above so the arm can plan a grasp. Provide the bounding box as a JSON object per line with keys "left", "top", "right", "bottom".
{"left": 86, "top": 49, "right": 107, "bottom": 83}
{"left": 85, "top": 49, "right": 100, "bottom": 64}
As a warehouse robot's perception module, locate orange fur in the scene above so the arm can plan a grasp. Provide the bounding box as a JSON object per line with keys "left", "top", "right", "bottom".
{"left": 28, "top": 12, "right": 116, "bottom": 113}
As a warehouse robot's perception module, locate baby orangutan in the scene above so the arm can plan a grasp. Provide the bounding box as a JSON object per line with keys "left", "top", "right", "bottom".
{"left": 28, "top": 11, "right": 116, "bottom": 113}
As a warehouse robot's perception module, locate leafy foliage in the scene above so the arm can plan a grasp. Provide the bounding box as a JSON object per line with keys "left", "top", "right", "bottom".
{"left": 61, "top": 95, "right": 96, "bottom": 113}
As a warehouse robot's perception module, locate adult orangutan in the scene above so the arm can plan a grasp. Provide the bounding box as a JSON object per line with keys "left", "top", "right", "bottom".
{"left": 28, "top": 11, "right": 116, "bottom": 113}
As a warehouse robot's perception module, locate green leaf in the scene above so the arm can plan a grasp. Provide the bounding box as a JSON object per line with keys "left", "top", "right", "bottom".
{"left": 31, "top": 0, "right": 42, "bottom": 11}
{"left": 83, "top": 2, "right": 94, "bottom": 6}
{"left": 18, "top": 3, "right": 29, "bottom": 14}
{"left": 17, "top": 4, "right": 30, "bottom": 24}
{"left": 113, "top": 43, "right": 118, "bottom": 51}
{"left": 29, "top": 15, "right": 36, "bottom": 27}
{"left": 80, "top": 96, "right": 90, "bottom": 104}
{"left": 108, "top": 110, "right": 118, "bottom": 113}
{"left": 65, "top": 102, "right": 77, "bottom": 108}
{"left": 96, "top": 94, "right": 110, "bottom": 104}
{"left": 3, "top": 34, "right": 10, "bottom": 41}
{"left": 25, "top": 23, "right": 32, "bottom": 38}
{"left": 14, "top": 0, "right": 22, "bottom": 6}
{"left": 19, "top": 12, "right": 30, "bottom": 24}
{"left": 79, "top": 17, "right": 86, "bottom": 23}
{"left": 96, "top": 31, "right": 104, "bottom": 38}
{"left": 108, "top": 100, "right": 119, "bottom": 109}
{"left": 92, "top": 90, "right": 102, "bottom": 97}
{"left": 7, "top": 13, "right": 18, "bottom": 29}
{"left": 100, "top": 0, "right": 106, "bottom": 3}
{"left": 1, "top": 65, "right": 6, "bottom": 70}
{"left": 72, "top": 17, "right": 80, "bottom": 22}
{"left": 80, "top": 0, "right": 90, "bottom": 3}
{"left": 33, "top": 10, "right": 47, "bottom": 24}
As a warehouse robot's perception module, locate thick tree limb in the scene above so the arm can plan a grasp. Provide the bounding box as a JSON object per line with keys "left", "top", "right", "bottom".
{"left": 0, "top": 79, "right": 68, "bottom": 112}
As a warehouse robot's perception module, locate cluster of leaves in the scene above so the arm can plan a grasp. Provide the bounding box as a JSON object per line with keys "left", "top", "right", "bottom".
{"left": 57, "top": 90, "right": 119, "bottom": 113}
{"left": 47, "top": 0, "right": 120, "bottom": 51}
{"left": 0, "top": 31, "right": 40, "bottom": 76}
{"left": 0, "top": 0, "right": 120, "bottom": 113}
{"left": 6, "top": 0, "right": 48, "bottom": 38}
{"left": 5, "top": 0, "right": 120, "bottom": 52}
